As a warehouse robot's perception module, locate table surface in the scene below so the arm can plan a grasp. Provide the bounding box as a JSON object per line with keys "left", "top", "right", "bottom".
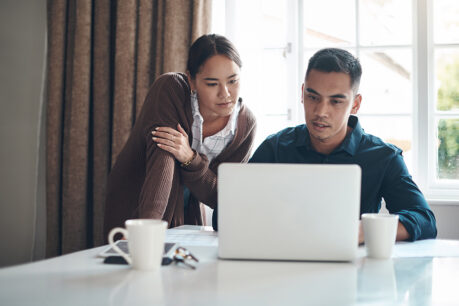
{"left": 1, "top": 225, "right": 459, "bottom": 306}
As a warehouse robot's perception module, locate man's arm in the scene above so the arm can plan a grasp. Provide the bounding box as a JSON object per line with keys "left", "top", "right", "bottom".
{"left": 249, "top": 137, "right": 277, "bottom": 163}
{"left": 381, "top": 151, "right": 437, "bottom": 241}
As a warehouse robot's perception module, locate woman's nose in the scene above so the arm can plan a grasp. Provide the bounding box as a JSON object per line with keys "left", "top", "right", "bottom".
{"left": 219, "top": 84, "right": 230, "bottom": 99}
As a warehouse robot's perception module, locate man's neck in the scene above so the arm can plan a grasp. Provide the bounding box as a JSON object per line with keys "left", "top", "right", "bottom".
{"left": 310, "top": 126, "right": 352, "bottom": 155}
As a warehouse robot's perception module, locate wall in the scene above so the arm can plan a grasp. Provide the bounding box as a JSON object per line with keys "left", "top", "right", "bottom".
{"left": 431, "top": 204, "right": 459, "bottom": 239}
{"left": 0, "top": 0, "right": 47, "bottom": 267}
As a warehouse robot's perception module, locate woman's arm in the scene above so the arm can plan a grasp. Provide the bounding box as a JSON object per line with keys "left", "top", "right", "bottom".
{"left": 135, "top": 74, "right": 191, "bottom": 219}
{"left": 179, "top": 116, "right": 257, "bottom": 208}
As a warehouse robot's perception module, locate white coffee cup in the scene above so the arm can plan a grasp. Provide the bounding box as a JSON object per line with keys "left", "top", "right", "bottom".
{"left": 362, "top": 213, "right": 399, "bottom": 259}
{"left": 108, "top": 219, "right": 168, "bottom": 270}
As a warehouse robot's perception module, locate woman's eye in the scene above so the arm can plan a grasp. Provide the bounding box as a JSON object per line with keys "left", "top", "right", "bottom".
{"left": 206, "top": 83, "right": 218, "bottom": 87}
{"left": 229, "top": 79, "right": 238, "bottom": 84}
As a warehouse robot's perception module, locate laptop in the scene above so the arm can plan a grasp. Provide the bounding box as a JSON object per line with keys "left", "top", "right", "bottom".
{"left": 218, "top": 163, "right": 361, "bottom": 262}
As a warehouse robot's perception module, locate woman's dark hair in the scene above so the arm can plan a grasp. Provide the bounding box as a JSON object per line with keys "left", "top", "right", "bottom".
{"left": 187, "top": 34, "right": 242, "bottom": 79}
{"left": 306, "top": 48, "right": 362, "bottom": 93}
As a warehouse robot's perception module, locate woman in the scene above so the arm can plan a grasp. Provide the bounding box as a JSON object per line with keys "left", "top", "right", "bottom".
{"left": 104, "top": 34, "right": 256, "bottom": 237}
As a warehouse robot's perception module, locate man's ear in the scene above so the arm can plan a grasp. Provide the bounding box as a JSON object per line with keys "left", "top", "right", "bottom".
{"left": 186, "top": 71, "right": 196, "bottom": 91}
{"left": 301, "top": 83, "right": 305, "bottom": 104}
{"left": 351, "top": 94, "right": 362, "bottom": 114}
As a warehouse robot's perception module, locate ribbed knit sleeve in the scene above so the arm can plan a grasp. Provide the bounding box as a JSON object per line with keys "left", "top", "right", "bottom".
{"left": 136, "top": 73, "right": 192, "bottom": 219}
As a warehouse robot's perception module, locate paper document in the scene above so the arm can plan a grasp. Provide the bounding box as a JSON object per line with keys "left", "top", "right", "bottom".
{"left": 358, "top": 239, "right": 459, "bottom": 258}
{"left": 166, "top": 229, "right": 218, "bottom": 247}
{"left": 393, "top": 239, "right": 459, "bottom": 258}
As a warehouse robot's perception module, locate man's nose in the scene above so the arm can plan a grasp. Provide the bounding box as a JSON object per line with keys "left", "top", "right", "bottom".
{"left": 315, "top": 101, "right": 329, "bottom": 117}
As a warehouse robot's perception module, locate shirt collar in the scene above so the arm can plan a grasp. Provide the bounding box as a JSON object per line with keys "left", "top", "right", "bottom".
{"left": 190, "top": 92, "right": 239, "bottom": 136}
{"left": 296, "top": 115, "right": 363, "bottom": 156}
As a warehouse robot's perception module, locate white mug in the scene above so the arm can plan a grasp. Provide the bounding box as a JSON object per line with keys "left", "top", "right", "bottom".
{"left": 108, "top": 219, "right": 168, "bottom": 270}
{"left": 362, "top": 213, "right": 399, "bottom": 259}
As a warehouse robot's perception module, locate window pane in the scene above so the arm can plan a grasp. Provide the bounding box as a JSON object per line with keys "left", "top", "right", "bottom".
{"left": 435, "top": 49, "right": 459, "bottom": 111}
{"left": 359, "top": 49, "right": 412, "bottom": 114}
{"left": 434, "top": 0, "right": 459, "bottom": 44}
{"left": 359, "top": 0, "right": 412, "bottom": 46}
{"left": 358, "top": 115, "right": 413, "bottom": 171}
{"left": 303, "top": 0, "right": 355, "bottom": 48}
{"left": 260, "top": 50, "right": 288, "bottom": 115}
{"left": 249, "top": 48, "right": 291, "bottom": 149}
{"left": 437, "top": 119, "right": 459, "bottom": 180}
{"left": 262, "top": 1, "right": 287, "bottom": 47}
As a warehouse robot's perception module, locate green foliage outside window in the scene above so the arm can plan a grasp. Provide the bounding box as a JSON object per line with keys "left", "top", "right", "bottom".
{"left": 437, "top": 57, "right": 459, "bottom": 179}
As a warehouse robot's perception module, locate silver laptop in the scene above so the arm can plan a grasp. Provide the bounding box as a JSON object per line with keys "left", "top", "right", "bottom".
{"left": 218, "top": 163, "right": 361, "bottom": 262}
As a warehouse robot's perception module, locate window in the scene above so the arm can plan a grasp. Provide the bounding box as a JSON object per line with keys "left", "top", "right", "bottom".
{"left": 212, "top": 0, "right": 459, "bottom": 201}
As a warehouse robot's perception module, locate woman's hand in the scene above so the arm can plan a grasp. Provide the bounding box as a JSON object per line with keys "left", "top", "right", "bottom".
{"left": 152, "top": 123, "right": 194, "bottom": 164}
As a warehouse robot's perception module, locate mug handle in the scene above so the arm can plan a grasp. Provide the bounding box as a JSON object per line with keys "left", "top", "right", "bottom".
{"left": 108, "top": 227, "right": 132, "bottom": 265}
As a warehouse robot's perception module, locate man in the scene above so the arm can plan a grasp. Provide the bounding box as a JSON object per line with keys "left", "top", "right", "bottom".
{"left": 214, "top": 48, "right": 437, "bottom": 242}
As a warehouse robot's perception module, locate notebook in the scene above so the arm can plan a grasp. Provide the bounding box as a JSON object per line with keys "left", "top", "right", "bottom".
{"left": 218, "top": 163, "right": 361, "bottom": 262}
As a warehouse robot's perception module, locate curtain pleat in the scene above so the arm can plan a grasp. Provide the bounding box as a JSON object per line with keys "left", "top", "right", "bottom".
{"left": 46, "top": 0, "right": 68, "bottom": 258}
{"left": 91, "top": 0, "right": 113, "bottom": 247}
{"left": 111, "top": 1, "right": 137, "bottom": 164}
{"left": 61, "top": 0, "right": 93, "bottom": 254}
{"left": 135, "top": 0, "right": 155, "bottom": 116}
{"left": 46, "top": 0, "right": 212, "bottom": 257}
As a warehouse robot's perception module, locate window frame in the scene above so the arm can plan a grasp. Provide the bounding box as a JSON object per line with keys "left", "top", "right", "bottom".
{"left": 217, "top": 0, "right": 459, "bottom": 202}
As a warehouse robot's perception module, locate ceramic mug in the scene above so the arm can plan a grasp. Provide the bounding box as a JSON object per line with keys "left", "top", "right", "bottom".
{"left": 362, "top": 213, "right": 398, "bottom": 259}
{"left": 108, "top": 219, "right": 167, "bottom": 270}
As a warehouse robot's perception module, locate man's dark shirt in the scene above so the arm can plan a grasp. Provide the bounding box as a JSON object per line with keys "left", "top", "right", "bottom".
{"left": 213, "top": 116, "right": 437, "bottom": 241}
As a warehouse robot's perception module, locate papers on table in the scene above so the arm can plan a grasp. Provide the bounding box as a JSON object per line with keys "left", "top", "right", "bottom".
{"left": 393, "top": 239, "right": 459, "bottom": 258}
{"left": 166, "top": 228, "right": 218, "bottom": 247}
{"left": 358, "top": 239, "right": 459, "bottom": 258}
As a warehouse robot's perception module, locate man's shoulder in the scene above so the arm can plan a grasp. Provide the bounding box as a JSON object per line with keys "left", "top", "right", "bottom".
{"left": 264, "top": 124, "right": 306, "bottom": 146}
{"left": 360, "top": 129, "right": 403, "bottom": 156}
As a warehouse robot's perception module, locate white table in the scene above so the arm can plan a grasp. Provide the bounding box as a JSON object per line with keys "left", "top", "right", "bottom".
{"left": 1, "top": 226, "right": 459, "bottom": 306}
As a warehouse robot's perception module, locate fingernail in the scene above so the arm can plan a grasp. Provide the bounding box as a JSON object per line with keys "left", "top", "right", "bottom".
{"left": 152, "top": 137, "right": 157, "bottom": 141}
{"left": 152, "top": 131, "right": 156, "bottom": 135}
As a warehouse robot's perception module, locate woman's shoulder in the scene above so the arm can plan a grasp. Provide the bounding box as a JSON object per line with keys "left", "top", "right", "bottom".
{"left": 238, "top": 101, "right": 256, "bottom": 126}
{"left": 152, "top": 72, "right": 190, "bottom": 91}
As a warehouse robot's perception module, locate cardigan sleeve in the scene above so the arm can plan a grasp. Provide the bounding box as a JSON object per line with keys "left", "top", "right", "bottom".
{"left": 136, "top": 74, "right": 189, "bottom": 219}
{"left": 179, "top": 110, "right": 257, "bottom": 209}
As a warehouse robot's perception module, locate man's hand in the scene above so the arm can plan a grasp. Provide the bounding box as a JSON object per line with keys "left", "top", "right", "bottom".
{"left": 359, "top": 219, "right": 411, "bottom": 245}
{"left": 358, "top": 221, "right": 364, "bottom": 245}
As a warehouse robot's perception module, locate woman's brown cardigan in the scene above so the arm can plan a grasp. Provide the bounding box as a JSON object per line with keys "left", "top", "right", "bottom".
{"left": 104, "top": 73, "right": 256, "bottom": 238}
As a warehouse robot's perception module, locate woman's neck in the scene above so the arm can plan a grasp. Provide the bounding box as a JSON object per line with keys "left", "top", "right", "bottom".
{"left": 202, "top": 115, "right": 230, "bottom": 139}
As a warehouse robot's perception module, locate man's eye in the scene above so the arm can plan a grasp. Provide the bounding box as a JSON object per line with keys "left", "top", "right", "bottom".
{"left": 331, "top": 100, "right": 342, "bottom": 104}
{"left": 308, "top": 95, "right": 318, "bottom": 101}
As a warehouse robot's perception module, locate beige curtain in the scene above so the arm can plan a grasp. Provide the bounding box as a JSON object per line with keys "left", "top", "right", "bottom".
{"left": 46, "top": 0, "right": 211, "bottom": 257}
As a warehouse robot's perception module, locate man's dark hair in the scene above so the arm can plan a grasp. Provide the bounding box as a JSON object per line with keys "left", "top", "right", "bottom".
{"left": 187, "top": 34, "right": 242, "bottom": 79}
{"left": 306, "top": 48, "right": 362, "bottom": 93}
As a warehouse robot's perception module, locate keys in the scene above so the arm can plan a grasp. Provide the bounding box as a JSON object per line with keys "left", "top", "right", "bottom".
{"left": 169, "top": 247, "right": 198, "bottom": 269}
{"left": 173, "top": 254, "right": 196, "bottom": 270}
{"left": 175, "top": 247, "right": 199, "bottom": 262}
